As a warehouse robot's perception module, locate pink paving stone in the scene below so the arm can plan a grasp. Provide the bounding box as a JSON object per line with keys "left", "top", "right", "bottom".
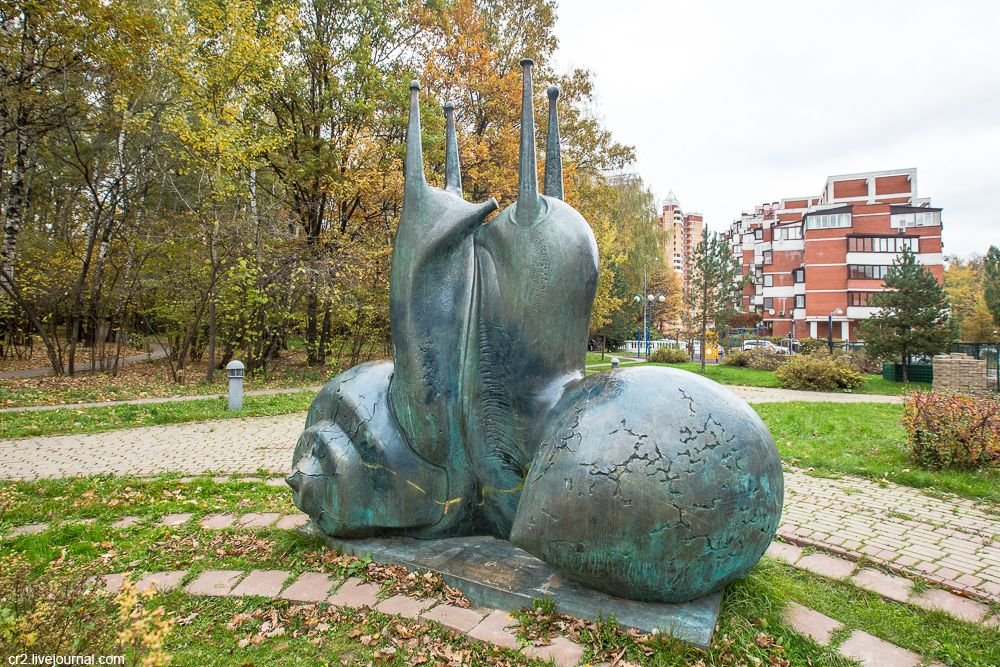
{"left": 375, "top": 594, "right": 435, "bottom": 619}
{"left": 467, "top": 609, "right": 519, "bottom": 650}
{"left": 895, "top": 555, "right": 920, "bottom": 567}
{"left": 136, "top": 570, "right": 187, "bottom": 594}
{"left": 280, "top": 572, "right": 337, "bottom": 602}
{"left": 915, "top": 561, "right": 940, "bottom": 575}
{"left": 838, "top": 630, "right": 921, "bottom": 667}
{"left": 782, "top": 602, "right": 842, "bottom": 646}
{"left": 237, "top": 512, "right": 281, "bottom": 528}
{"left": 851, "top": 568, "right": 914, "bottom": 604}
{"left": 765, "top": 541, "right": 803, "bottom": 564}
{"left": 982, "top": 581, "right": 1000, "bottom": 597}
{"left": 103, "top": 573, "right": 125, "bottom": 593}
{"left": 229, "top": 569, "right": 290, "bottom": 597}
{"left": 185, "top": 570, "right": 243, "bottom": 597}
{"left": 9, "top": 523, "right": 48, "bottom": 536}
{"left": 275, "top": 514, "right": 309, "bottom": 530}
{"left": 160, "top": 513, "right": 193, "bottom": 527}
{"left": 523, "top": 636, "right": 586, "bottom": 667}
{"left": 955, "top": 573, "right": 983, "bottom": 588}
{"left": 327, "top": 577, "right": 380, "bottom": 608}
{"left": 420, "top": 604, "right": 485, "bottom": 634}
{"left": 796, "top": 553, "right": 856, "bottom": 580}
{"left": 111, "top": 516, "right": 140, "bottom": 529}
{"left": 934, "top": 567, "right": 960, "bottom": 581}
{"left": 984, "top": 615, "right": 999, "bottom": 628}
{"left": 841, "top": 539, "right": 862, "bottom": 551}
{"left": 910, "top": 588, "right": 990, "bottom": 623}
{"left": 200, "top": 513, "right": 237, "bottom": 529}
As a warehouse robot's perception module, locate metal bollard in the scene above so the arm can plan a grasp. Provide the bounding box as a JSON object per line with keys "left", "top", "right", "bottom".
{"left": 610, "top": 357, "right": 620, "bottom": 369}
{"left": 226, "top": 360, "right": 245, "bottom": 410}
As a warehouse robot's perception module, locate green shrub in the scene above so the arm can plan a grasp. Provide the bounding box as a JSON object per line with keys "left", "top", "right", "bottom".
{"left": 774, "top": 355, "right": 865, "bottom": 391}
{"left": 648, "top": 346, "right": 689, "bottom": 363}
{"left": 796, "top": 337, "right": 827, "bottom": 355}
{"left": 902, "top": 391, "right": 1000, "bottom": 470}
{"left": 724, "top": 350, "right": 749, "bottom": 367}
{"left": 837, "top": 349, "right": 882, "bottom": 374}
{"left": 743, "top": 348, "right": 788, "bottom": 371}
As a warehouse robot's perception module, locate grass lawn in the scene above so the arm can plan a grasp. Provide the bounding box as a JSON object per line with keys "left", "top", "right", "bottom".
{"left": 589, "top": 358, "right": 921, "bottom": 395}
{"left": 757, "top": 402, "right": 1000, "bottom": 504}
{"left": 0, "top": 390, "right": 316, "bottom": 439}
{"left": 2, "top": 475, "right": 996, "bottom": 666}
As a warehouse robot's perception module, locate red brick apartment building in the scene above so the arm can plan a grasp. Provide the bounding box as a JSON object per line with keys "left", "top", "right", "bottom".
{"left": 723, "top": 168, "right": 944, "bottom": 342}
{"left": 660, "top": 191, "right": 704, "bottom": 298}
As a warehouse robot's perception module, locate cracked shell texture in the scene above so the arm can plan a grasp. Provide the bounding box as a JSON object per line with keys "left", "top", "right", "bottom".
{"left": 510, "top": 366, "right": 783, "bottom": 603}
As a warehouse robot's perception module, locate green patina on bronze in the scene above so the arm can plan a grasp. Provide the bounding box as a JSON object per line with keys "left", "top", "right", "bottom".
{"left": 287, "top": 63, "right": 784, "bottom": 607}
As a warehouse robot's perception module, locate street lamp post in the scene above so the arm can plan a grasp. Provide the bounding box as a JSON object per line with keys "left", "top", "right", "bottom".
{"left": 647, "top": 292, "right": 666, "bottom": 357}
{"left": 828, "top": 307, "right": 844, "bottom": 354}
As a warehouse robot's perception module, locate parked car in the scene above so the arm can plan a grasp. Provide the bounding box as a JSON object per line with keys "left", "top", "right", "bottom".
{"left": 742, "top": 340, "right": 789, "bottom": 354}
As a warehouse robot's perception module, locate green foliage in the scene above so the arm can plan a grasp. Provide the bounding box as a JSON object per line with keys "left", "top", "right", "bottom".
{"left": 796, "top": 337, "right": 828, "bottom": 354}
{"left": 775, "top": 356, "right": 865, "bottom": 392}
{"left": 984, "top": 245, "right": 1000, "bottom": 327}
{"left": 724, "top": 350, "right": 749, "bottom": 367}
{"left": 647, "top": 346, "right": 688, "bottom": 363}
{"left": 687, "top": 229, "right": 743, "bottom": 371}
{"left": 902, "top": 391, "right": 1000, "bottom": 471}
{"left": 859, "top": 247, "right": 952, "bottom": 381}
{"left": 742, "top": 348, "right": 788, "bottom": 371}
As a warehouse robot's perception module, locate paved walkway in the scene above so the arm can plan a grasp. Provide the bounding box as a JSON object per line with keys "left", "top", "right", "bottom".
{"left": 0, "top": 382, "right": 901, "bottom": 414}
{"left": 0, "top": 343, "right": 169, "bottom": 379}
{"left": 0, "top": 409, "right": 993, "bottom": 604}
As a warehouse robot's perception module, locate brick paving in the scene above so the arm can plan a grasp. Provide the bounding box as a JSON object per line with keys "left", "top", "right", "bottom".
{"left": 93, "top": 566, "right": 958, "bottom": 666}
{"left": 766, "top": 541, "right": 994, "bottom": 624}
{"left": 780, "top": 469, "right": 1000, "bottom": 602}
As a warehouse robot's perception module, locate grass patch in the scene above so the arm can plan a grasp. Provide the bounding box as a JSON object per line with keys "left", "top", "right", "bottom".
{"left": 2, "top": 475, "right": 992, "bottom": 665}
{"left": 588, "top": 358, "right": 918, "bottom": 395}
{"left": 766, "top": 558, "right": 1000, "bottom": 666}
{"left": 0, "top": 391, "right": 314, "bottom": 439}
{"left": 756, "top": 402, "right": 1000, "bottom": 504}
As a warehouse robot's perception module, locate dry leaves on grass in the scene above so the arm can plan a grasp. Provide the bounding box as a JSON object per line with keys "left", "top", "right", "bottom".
{"left": 304, "top": 550, "right": 470, "bottom": 608}
{"left": 226, "top": 603, "right": 522, "bottom": 665}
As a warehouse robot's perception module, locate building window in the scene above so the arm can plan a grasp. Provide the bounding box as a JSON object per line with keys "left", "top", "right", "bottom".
{"left": 774, "top": 226, "right": 803, "bottom": 241}
{"left": 762, "top": 250, "right": 772, "bottom": 264}
{"left": 763, "top": 297, "right": 773, "bottom": 310}
{"left": 805, "top": 212, "right": 851, "bottom": 230}
{"left": 795, "top": 294, "right": 805, "bottom": 309}
{"left": 848, "top": 236, "right": 918, "bottom": 253}
{"left": 754, "top": 228, "right": 763, "bottom": 240}
{"left": 792, "top": 267, "right": 805, "bottom": 283}
{"left": 764, "top": 275, "right": 773, "bottom": 287}
{"left": 848, "top": 265, "right": 890, "bottom": 280}
{"left": 848, "top": 291, "right": 884, "bottom": 306}
{"left": 890, "top": 210, "right": 940, "bottom": 228}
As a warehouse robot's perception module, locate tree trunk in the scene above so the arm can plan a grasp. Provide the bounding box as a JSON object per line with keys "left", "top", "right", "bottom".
{"left": 1, "top": 116, "right": 28, "bottom": 288}
{"left": 901, "top": 347, "right": 909, "bottom": 384}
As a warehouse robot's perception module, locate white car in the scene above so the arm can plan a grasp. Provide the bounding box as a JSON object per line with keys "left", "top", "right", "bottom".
{"left": 742, "top": 340, "right": 788, "bottom": 354}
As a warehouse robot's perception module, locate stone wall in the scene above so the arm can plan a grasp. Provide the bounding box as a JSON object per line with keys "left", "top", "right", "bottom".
{"left": 932, "top": 353, "right": 991, "bottom": 395}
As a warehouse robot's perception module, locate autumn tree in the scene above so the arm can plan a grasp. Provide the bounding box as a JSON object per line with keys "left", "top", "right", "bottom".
{"left": 860, "top": 247, "right": 952, "bottom": 382}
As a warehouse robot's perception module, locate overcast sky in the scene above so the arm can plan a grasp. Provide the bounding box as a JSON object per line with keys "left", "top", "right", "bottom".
{"left": 553, "top": 1, "right": 1000, "bottom": 259}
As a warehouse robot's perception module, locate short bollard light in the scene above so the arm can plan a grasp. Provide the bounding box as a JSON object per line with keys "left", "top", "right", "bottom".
{"left": 610, "top": 357, "right": 620, "bottom": 368}
{"left": 226, "top": 360, "right": 245, "bottom": 410}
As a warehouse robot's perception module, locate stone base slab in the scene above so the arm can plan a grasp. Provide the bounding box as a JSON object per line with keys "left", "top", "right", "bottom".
{"left": 306, "top": 525, "right": 722, "bottom": 648}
